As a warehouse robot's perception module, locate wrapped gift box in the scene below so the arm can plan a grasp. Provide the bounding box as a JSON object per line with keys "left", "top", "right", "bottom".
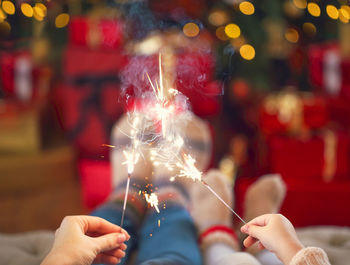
{"left": 266, "top": 132, "right": 350, "bottom": 182}
{"left": 0, "top": 144, "right": 82, "bottom": 232}
{"left": 308, "top": 43, "right": 350, "bottom": 99}
{"left": 0, "top": 52, "right": 52, "bottom": 102}
{"left": 259, "top": 92, "right": 328, "bottom": 136}
{"left": 0, "top": 102, "right": 47, "bottom": 154}
{"left": 69, "top": 16, "right": 124, "bottom": 50}
{"left": 53, "top": 46, "right": 128, "bottom": 158}
{"left": 78, "top": 159, "right": 111, "bottom": 209}
{"left": 235, "top": 177, "right": 350, "bottom": 227}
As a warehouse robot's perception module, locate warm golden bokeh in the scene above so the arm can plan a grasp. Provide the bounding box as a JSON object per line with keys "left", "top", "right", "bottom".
{"left": 239, "top": 1, "right": 255, "bottom": 15}
{"left": 55, "top": 13, "right": 70, "bottom": 28}
{"left": 21, "top": 3, "right": 34, "bottom": 18}
{"left": 285, "top": 28, "right": 299, "bottom": 43}
{"left": 307, "top": 3, "right": 321, "bottom": 17}
{"left": 2, "top": 1, "right": 15, "bottom": 15}
{"left": 225, "top": 23, "right": 240, "bottom": 39}
{"left": 326, "top": 5, "right": 339, "bottom": 20}
{"left": 240, "top": 44, "right": 255, "bottom": 60}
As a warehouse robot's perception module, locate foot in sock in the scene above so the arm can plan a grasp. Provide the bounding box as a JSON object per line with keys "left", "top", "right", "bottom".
{"left": 243, "top": 174, "right": 286, "bottom": 255}
{"left": 109, "top": 113, "right": 154, "bottom": 220}
{"left": 190, "top": 169, "right": 239, "bottom": 251}
{"left": 152, "top": 114, "right": 212, "bottom": 209}
{"left": 244, "top": 174, "right": 286, "bottom": 222}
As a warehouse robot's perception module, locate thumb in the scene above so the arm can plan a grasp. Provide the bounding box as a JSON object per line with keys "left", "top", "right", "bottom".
{"left": 93, "top": 233, "right": 126, "bottom": 253}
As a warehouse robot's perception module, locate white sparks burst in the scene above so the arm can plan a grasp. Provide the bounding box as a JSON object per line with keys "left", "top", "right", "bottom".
{"left": 145, "top": 192, "right": 160, "bottom": 213}
{"left": 176, "top": 153, "right": 203, "bottom": 182}
{"left": 122, "top": 149, "right": 140, "bottom": 174}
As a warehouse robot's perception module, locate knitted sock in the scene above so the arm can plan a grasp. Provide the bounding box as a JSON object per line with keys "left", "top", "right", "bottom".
{"left": 109, "top": 114, "right": 154, "bottom": 225}
{"left": 151, "top": 114, "right": 212, "bottom": 210}
{"left": 191, "top": 170, "right": 239, "bottom": 253}
{"left": 243, "top": 174, "right": 286, "bottom": 255}
{"left": 244, "top": 174, "right": 286, "bottom": 222}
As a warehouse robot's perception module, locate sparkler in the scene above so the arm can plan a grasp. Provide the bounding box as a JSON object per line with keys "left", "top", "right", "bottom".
{"left": 145, "top": 192, "right": 160, "bottom": 213}
{"left": 120, "top": 149, "right": 140, "bottom": 227}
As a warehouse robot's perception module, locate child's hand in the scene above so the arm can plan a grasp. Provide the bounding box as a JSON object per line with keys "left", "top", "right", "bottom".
{"left": 41, "top": 215, "right": 130, "bottom": 265}
{"left": 241, "top": 214, "right": 303, "bottom": 265}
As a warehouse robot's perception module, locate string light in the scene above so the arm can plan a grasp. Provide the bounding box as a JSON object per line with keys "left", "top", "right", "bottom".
{"left": 21, "top": 3, "right": 33, "bottom": 18}
{"left": 225, "top": 23, "right": 240, "bottom": 39}
{"left": 302, "top": 22, "right": 317, "bottom": 37}
{"left": 0, "top": 9, "right": 7, "bottom": 22}
{"left": 240, "top": 44, "right": 255, "bottom": 60}
{"left": 292, "top": 0, "right": 307, "bottom": 9}
{"left": 183, "top": 22, "right": 200, "bottom": 37}
{"left": 33, "top": 3, "right": 46, "bottom": 18}
{"left": 307, "top": 3, "right": 321, "bottom": 17}
{"left": 239, "top": 1, "right": 255, "bottom": 15}
{"left": 216, "top": 26, "right": 229, "bottom": 41}
{"left": 339, "top": 6, "right": 350, "bottom": 21}
{"left": 208, "top": 10, "right": 228, "bottom": 26}
{"left": 2, "top": 1, "right": 15, "bottom": 15}
{"left": 55, "top": 13, "right": 70, "bottom": 28}
{"left": 326, "top": 5, "right": 339, "bottom": 20}
{"left": 285, "top": 28, "right": 299, "bottom": 43}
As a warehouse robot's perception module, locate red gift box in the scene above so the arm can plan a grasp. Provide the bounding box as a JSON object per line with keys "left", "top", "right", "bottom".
{"left": 53, "top": 46, "right": 128, "bottom": 158}
{"left": 327, "top": 97, "right": 350, "bottom": 129}
{"left": 259, "top": 92, "right": 328, "bottom": 136}
{"left": 266, "top": 132, "right": 350, "bottom": 182}
{"left": 0, "top": 51, "right": 51, "bottom": 102}
{"left": 121, "top": 51, "right": 221, "bottom": 116}
{"left": 235, "top": 177, "right": 350, "bottom": 227}
{"left": 69, "top": 16, "right": 123, "bottom": 50}
{"left": 308, "top": 43, "right": 350, "bottom": 99}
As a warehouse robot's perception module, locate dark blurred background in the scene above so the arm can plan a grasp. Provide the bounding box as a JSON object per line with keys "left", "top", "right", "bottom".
{"left": 1, "top": 0, "right": 350, "bottom": 233}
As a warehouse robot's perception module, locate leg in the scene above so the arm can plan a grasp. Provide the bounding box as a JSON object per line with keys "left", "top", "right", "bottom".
{"left": 136, "top": 203, "right": 202, "bottom": 265}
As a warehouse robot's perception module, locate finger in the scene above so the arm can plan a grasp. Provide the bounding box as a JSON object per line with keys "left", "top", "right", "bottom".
{"left": 243, "top": 236, "right": 258, "bottom": 248}
{"left": 258, "top": 241, "right": 265, "bottom": 250}
{"left": 93, "top": 254, "right": 120, "bottom": 265}
{"left": 120, "top": 243, "right": 127, "bottom": 251}
{"left": 241, "top": 214, "right": 272, "bottom": 232}
{"left": 94, "top": 232, "right": 126, "bottom": 252}
{"left": 79, "top": 216, "right": 127, "bottom": 235}
{"left": 103, "top": 248, "right": 126, "bottom": 259}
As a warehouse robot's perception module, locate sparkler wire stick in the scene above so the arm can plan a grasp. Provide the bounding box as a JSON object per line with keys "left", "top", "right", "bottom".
{"left": 120, "top": 173, "right": 131, "bottom": 227}
{"left": 202, "top": 180, "right": 246, "bottom": 224}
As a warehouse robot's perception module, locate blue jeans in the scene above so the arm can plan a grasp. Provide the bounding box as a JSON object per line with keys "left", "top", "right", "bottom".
{"left": 91, "top": 202, "right": 202, "bottom": 265}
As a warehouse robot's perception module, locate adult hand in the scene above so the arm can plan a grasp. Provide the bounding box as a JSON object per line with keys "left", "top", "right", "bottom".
{"left": 241, "top": 214, "right": 303, "bottom": 265}
{"left": 41, "top": 215, "right": 130, "bottom": 265}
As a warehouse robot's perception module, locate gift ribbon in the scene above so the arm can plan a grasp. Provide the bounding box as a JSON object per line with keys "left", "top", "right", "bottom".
{"left": 322, "top": 130, "right": 337, "bottom": 182}
{"left": 65, "top": 74, "right": 121, "bottom": 140}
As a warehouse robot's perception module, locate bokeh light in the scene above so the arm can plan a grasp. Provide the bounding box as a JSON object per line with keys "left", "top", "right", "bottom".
{"left": 339, "top": 6, "right": 350, "bottom": 22}
{"left": 292, "top": 0, "right": 307, "bottom": 9}
{"left": 326, "top": 5, "right": 339, "bottom": 20}
{"left": 307, "top": 3, "right": 321, "bottom": 17}
{"left": 216, "top": 26, "right": 229, "bottom": 41}
{"left": 183, "top": 22, "right": 200, "bottom": 37}
{"left": 21, "top": 3, "right": 34, "bottom": 18}
{"left": 285, "top": 28, "right": 299, "bottom": 43}
{"left": 0, "top": 9, "right": 7, "bottom": 22}
{"left": 2, "top": 1, "right": 15, "bottom": 15}
{"left": 225, "top": 23, "right": 240, "bottom": 39}
{"left": 240, "top": 44, "right": 255, "bottom": 60}
{"left": 231, "top": 36, "right": 245, "bottom": 49}
{"left": 0, "top": 20, "right": 11, "bottom": 35}
{"left": 302, "top": 22, "right": 317, "bottom": 36}
{"left": 208, "top": 10, "right": 229, "bottom": 26}
{"left": 239, "top": 1, "right": 255, "bottom": 15}
{"left": 55, "top": 13, "right": 70, "bottom": 28}
{"left": 33, "top": 3, "right": 46, "bottom": 19}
